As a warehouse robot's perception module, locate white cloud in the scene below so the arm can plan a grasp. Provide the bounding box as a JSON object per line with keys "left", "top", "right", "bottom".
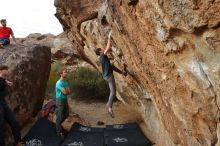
{"left": 0, "top": 0, "right": 63, "bottom": 37}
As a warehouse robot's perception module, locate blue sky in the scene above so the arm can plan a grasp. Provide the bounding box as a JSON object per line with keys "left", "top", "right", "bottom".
{"left": 0, "top": 0, "right": 63, "bottom": 38}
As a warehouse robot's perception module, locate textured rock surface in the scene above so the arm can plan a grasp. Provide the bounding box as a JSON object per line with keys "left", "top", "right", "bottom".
{"left": 55, "top": 0, "right": 220, "bottom": 146}
{"left": 19, "top": 33, "right": 79, "bottom": 65}
{"left": 19, "top": 33, "right": 91, "bottom": 68}
{"left": 0, "top": 45, "right": 51, "bottom": 141}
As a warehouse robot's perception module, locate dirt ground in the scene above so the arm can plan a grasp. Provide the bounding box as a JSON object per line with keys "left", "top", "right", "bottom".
{"left": 72, "top": 99, "right": 142, "bottom": 125}
{"left": 61, "top": 98, "right": 144, "bottom": 131}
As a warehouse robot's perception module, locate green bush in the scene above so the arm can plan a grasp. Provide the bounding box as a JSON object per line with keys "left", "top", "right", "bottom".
{"left": 68, "top": 67, "right": 109, "bottom": 101}
{"left": 46, "top": 61, "right": 109, "bottom": 101}
{"left": 46, "top": 61, "right": 62, "bottom": 96}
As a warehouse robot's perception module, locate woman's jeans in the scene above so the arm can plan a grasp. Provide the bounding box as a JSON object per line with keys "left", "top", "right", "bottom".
{"left": 0, "top": 98, "right": 21, "bottom": 146}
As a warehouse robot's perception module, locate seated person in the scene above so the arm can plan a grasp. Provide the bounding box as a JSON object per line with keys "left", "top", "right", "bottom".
{"left": 0, "top": 19, "right": 17, "bottom": 48}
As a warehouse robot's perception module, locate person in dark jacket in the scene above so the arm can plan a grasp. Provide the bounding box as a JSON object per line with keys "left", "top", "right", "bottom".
{"left": 0, "top": 65, "right": 23, "bottom": 146}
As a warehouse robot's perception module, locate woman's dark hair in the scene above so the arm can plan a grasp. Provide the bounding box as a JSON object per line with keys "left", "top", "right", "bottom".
{"left": 94, "top": 48, "right": 102, "bottom": 56}
{"left": 0, "top": 65, "right": 8, "bottom": 70}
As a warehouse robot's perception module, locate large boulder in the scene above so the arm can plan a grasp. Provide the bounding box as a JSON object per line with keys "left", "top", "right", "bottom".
{"left": 0, "top": 45, "right": 51, "bottom": 141}
{"left": 18, "top": 33, "right": 93, "bottom": 71}
{"left": 19, "top": 33, "right": 82, "bottom": 66}
{"left": 55, "top": 0, "right": 220, "bottom": 146}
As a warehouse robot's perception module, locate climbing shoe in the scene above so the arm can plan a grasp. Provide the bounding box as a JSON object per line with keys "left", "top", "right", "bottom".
{"left": 107, "top": 110, "right": 115, "bottom": 118}
{"left": 57, "top": 132, "right": 64, "bottom": 139}
{"left": 97, "top": 121, "right": 105, "bottom": 126}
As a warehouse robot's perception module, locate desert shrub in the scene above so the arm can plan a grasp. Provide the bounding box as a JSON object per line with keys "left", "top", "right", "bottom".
{"left": 46, "top": 61, "right": 62, "bottom": 95}
{"left": 68, "top": 67, "right": 109, "bottom": 101}
{"left": 47, "top": 61, "right": 109, "bottom": 101}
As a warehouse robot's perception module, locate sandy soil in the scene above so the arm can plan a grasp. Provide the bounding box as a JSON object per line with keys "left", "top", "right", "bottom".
{"left": 67, "top": 98, "right": 143, "bottom": 128}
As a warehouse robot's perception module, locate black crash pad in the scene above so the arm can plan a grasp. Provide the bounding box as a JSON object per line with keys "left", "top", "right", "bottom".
{"left": 22, "top": 118, "right": 62, "bottom": 146}
{"left": 61, "top": 122, "right": 105, "bottom": 146}
{"left": 105, "top": 123, "right": 153, "bottom": 146}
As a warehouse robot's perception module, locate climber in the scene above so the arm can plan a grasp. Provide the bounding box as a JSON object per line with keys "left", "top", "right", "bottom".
{"left": 0, "top": 65, "right": 23, "bottom": 146}
{"left": 94, "top": 33, "right": 127, "bottom": 118}
{"left": 55, "top": 69, "right": 70, "bottom": 138}
{"left": 0, "top": 19, "right": 17, "bottom": 49}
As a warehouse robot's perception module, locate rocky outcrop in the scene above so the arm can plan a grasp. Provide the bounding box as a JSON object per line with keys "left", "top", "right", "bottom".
{"left": 19, "top": 33, "right": 79, "bottom": 65}
{"left": 55, "top": 0, "right": 220, "bottom": 146}
{"left": 19, "top": 33, "right": 90, "bottom": 68}
{"left": 0, "top": 45, "right": 51, "bottom": 141}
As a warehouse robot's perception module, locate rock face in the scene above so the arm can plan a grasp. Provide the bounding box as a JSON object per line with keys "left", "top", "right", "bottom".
{"left": 19, "top": 33, "right": 79, "bottom": 65}
{"left": 19, "top": 33, "right": 90, "bottom": 68}
{"left": 55, "top": 0, "right": 220, "bottom": 146}
{"left": 0, "top": 45, "right": 51, "bottom": 141}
